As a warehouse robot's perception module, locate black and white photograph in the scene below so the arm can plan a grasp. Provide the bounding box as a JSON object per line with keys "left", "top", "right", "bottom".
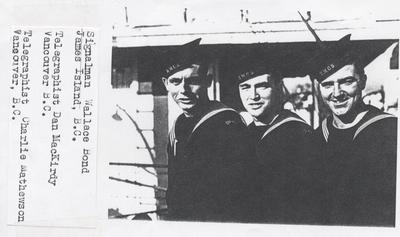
{"left": 105, "top": 0, "right": 398, "bottom": 228}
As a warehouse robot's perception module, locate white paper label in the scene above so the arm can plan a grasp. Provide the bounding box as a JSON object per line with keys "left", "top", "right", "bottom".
{"left": 7, "top": 27, "right": 98, "bottom": 227}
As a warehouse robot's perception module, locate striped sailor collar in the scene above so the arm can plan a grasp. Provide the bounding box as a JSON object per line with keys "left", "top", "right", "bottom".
{"left": 252, "top": 114, "right": 279, "bottom": 127}
{"left": 331, "top": 111, "right": 368, "bottom": 129}
{"left": 190, "top": 101, "right": 236, "bottom": 134}
{"left": 170, "top": 101, "right": 236, "bottom": 142}
{"left": 321, "top": 105, "right": 395, "bottom": 142}
{"left": 259, "top": 109, "right": 308, "bottom": 140}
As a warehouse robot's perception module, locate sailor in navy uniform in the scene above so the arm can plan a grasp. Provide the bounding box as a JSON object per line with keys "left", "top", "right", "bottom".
{"left": 236, "top": 57, "right": 318, "bottom": 224}
{"left": 161, "top": 39, "right": 253, "bottom": 222}
{"left": 306, "top": 33, "right": 397, "bottom": 226}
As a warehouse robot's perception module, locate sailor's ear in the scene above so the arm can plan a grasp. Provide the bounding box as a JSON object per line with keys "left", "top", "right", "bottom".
{"left": 359, "top": 74, "right": 367, "bottom": 90}
{"left": 162, "top": 77, "right": 168, "bottom": 88}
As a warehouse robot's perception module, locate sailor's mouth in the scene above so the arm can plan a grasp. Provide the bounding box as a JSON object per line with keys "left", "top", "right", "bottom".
{"left": 330, "top": 98, "right": 350, "bottom": 108}
{"left": 178, "top": 98, "right": 194, "bottom": 104}
{"left": 248, "top": 102, "right": 264, "bottom": 109}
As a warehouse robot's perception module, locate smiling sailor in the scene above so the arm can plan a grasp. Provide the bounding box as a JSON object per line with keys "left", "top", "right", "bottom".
{"left": 160, "top": 38, "right": 253, "bottom": 222}
{"left": 303, "top": 22, "right": 398, "bottom": 226}
{"left": 235, "top": 50, "right": 318, "bottom": 224}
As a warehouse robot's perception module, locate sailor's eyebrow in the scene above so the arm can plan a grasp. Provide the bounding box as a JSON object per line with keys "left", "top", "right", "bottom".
{"left": 320, "top": 76, "right": 358, "bottom": 86}
{"left": 254, "top": 82, "right": 270, "bottom": 88}
{"left": 337, "top": 76, "right": 357, "bottom": 82}
{"left": 168, "top": 77, "right": 182, "bottom": 82}
{"left": 239, "top": 83, "right": 250, "bottom": 88}
{"left": 320, "top": 81, "right": 334, "bottom": 86}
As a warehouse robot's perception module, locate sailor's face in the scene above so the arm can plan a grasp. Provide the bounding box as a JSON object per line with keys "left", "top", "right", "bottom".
{"left": 239, "top": 74, "right": 277, "bottom": 119}
{"left": 319, "top": 64, "right": 365, "bottom": 118}
{"left": 163, "top": 65, "right": 207, "bottom": 114}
